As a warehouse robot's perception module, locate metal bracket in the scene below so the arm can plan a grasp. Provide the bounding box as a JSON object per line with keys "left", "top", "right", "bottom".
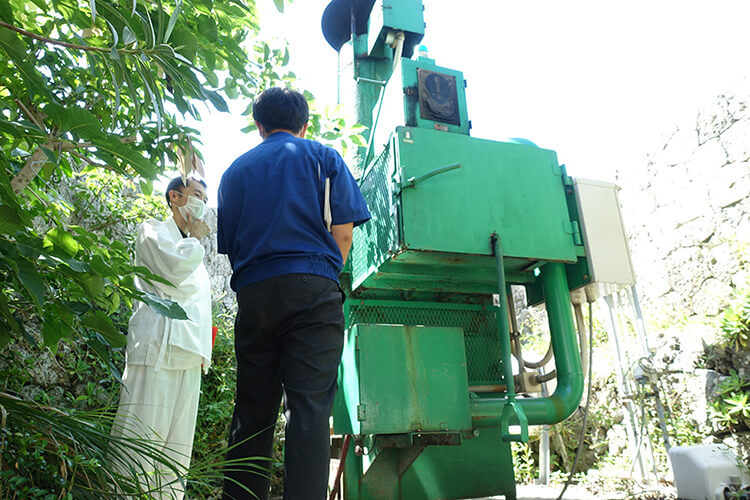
{"left": 500, "top": 400, "right": 529, "bottom": 443}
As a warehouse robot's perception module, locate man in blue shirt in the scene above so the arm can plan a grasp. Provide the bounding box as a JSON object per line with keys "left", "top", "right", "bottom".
{"left": 218, "top": 87, "right": 370, "bottom": 500}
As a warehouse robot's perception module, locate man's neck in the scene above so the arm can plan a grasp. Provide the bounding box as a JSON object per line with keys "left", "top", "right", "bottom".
{"left": 264, "top": 129, "right": 298, "bottom": 140}
{"left": 172, "top": 207, "right": 188, "bottom": 234}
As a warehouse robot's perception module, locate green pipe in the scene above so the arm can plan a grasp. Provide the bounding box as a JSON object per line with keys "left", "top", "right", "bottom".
{"left": 471, "top": 262, "right": 583, "bottom": 427}
{"left": 492, "top": 237, "right": 515, "bottom": 403}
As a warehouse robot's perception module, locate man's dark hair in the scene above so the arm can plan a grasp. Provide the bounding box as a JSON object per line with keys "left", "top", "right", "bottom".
{"left": 252, "top": 87, "right": 309, "bottom": 134}
{"left": 165, "top": 176, "right": 207, "bottom": 207}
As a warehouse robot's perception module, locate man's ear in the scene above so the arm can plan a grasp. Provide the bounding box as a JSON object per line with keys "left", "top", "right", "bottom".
{"left": 298, "top": 122, "right": 309, "bottom": 139}
{"left": 256, "top": 123, "right": 266, "bottom": 139}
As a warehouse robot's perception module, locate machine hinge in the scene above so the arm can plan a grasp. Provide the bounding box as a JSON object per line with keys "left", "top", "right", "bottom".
{"left": 357, "top": 404, "right": 366, "bottom": 421}
{"left": 563, "top": 220, "right": 583, "bottom": 246}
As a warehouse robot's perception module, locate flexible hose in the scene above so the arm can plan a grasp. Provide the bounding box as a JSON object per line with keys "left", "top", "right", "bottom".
{"left": 556, "top": 300, "right": 595, "bottom": 500}
{"left": 525, "top": 304, "right": 587, "bottom": 372}
{"left": 524, "top": 344, "right": 553, "bottom": 369}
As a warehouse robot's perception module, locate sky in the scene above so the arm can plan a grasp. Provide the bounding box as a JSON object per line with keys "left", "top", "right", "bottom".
{"left": 192, "top": 0, "right": 750, "bottom": 206}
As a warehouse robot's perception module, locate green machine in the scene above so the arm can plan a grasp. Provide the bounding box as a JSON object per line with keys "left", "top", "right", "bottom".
{"left": 322, "top": 1, "right": 592, "bottom": 498}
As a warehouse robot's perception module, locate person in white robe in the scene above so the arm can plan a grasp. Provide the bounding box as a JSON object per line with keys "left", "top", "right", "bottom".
{"left": 112, "top": 176, "right": 213, "bottom": 499}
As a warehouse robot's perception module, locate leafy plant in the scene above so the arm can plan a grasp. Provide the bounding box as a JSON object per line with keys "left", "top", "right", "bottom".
{"left": 720, "top": 288, "right": 750, "bottom": 350}
{"left": 512, "top": 441, "right": 536, "bottom": 484}
{"left": 708, "top": 371, "right": 750, "bottom": 433}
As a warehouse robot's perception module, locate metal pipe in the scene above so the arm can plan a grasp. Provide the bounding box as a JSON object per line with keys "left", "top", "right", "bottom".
{"left": 507, "top": 285, "right": 527, "bottom": 393}
{"left": 471, "top": 262, "right": 583, "bottom": 427}
{"left": 573, "top": 303, "right": 589, "bottom": 382}
{"left": 330, "top": 434, "right": 351, "bottom": 500}
{"left": 492, "top": 236, "right": 516, "bottom": 403}
{"left": 530, "top": 304, "right": 587, "bottom": 384}
{"left": 538, "top": 365, "right": 551, "bottom": 485}
{"left": 524, "top": 343, "right": 553, "bottom": 369}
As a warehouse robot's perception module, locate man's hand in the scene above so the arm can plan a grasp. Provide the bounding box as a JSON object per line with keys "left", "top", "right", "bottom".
{"left": 186, "top": 214, "right": 211, "bottom": 240}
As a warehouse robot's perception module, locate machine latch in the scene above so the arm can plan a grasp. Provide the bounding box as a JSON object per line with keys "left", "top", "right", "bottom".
{"left": 357, "top": 404, "right": 366, "bottom": 421}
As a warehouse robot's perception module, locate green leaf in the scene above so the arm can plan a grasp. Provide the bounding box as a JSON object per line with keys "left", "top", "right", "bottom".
{"left": 16, "top": 258, "right": 45, "bottom": 309}
{"left": 272, "top": 0, "right": 284, "bottom": 12}
{"left": 59, "top": 257, "right": 91, "bottom": 273}
{"left": 106, "top": 19, "right": 118, "bottom": 47}
{"left": 76, "top": 273, "right": 106, "bottom": 298}
{"left": 42, "top": 316, "right": 67, "bottom": 353}
{"left": 44, "top": 227, "right": 81, "bottom": 257}
{"left": 140, "top": 292, "right": 189, "bottom": 320}
{"left": 134, "top": 58, "right": 163, "bottom": 129}
{"left": 203, "top": 89, "right": 228, "bottom": 112}
{"left": 163, "top": 0, "right": 182, "bottom": 43}
{"left": 90, "top": 0, "right": 97, "bottom": 25}
{"left": 95, "top": 136, "right": 156, "bottom": 178}
{"left": 0, "top": 0, "right": 14, "bottom": 23}
{"left": 349, "top": 134, "right": 367, "bottom": 147}
{"left": 122, "top": 25, "right": 137, "bottom": 45}
{"left": 0, "top": 292, "right": 20, "bottom": 337}
{"left": 0, "top": 204, "right": 26, "bottom": 234}
{"left": 81, "top": 310, "right": 125, "bottom": 347}
{"left": 0, "top": 30, "right": 48, "bottom": 97}
{"left": 140, "top": 179, "right": 153, "bottom": 196}
{"left": 44, "top": 104, "right": 103, "bottom": 141}
{"left": 0, "top": 325, "right": 9, "bottom": 349}
{"left": 15, "top": 240, "right": 41, "bottom": 259}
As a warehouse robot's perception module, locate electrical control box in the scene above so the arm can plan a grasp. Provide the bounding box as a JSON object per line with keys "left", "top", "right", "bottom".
{"left": 571, "top": 178, "right": 635, "bottom": 300}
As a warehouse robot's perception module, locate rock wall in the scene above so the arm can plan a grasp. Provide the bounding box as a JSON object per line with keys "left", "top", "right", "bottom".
{"left": 617, "top": 84, "right": 750, "bottom": 323}
{"left": 612, "top": 82, "right": 750, "bottom": 457}
{"left": 202, "top": 208, "right": 236, "bottom": 312}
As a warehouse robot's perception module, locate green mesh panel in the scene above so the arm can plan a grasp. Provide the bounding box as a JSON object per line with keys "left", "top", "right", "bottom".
{"left": 347, "top": 300, "right": 505, "bottom": 386}
{"left": 351, "top": 141, "right": 400, "bottom": 289}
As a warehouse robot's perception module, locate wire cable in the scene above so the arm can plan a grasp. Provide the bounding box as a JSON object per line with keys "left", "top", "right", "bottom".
{"left": 557, "top": 300, "right": 595, "bottom": 500}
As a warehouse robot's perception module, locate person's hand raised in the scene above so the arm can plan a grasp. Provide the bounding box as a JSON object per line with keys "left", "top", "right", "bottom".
{"left": 185, "top": 214, "right": 210, "bottom": 240}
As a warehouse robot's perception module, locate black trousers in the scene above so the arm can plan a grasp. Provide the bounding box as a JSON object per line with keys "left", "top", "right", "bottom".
{"left": 222, "top": 274, "right": 345, "bottom": 500}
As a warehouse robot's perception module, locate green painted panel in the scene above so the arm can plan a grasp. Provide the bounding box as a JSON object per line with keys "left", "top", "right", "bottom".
{"left": 401, "top": 58, "right": 470, "bottom": 135}
{"left": 334, "top": 326, "right": 362, "bottom": 435}
{"left": 400, "top": 427, "right": 516, "bottom": 500}
{"left": 356, "top": 324, "right": 472, "bottom": 434}
{"left": 397, "top": 126, "right": 577, "bottom": 263}
{"left": 346, "top": 300, "right": 506, "bottom": 387}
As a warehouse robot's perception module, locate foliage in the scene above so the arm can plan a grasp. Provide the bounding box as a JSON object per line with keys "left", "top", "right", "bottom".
{"left": 708, "top": 371, "right": 750, "bottom": 434}
{"left": 719, "top": 287, "right": 750, "bottom": 351}
{"left": 0, "top": 0, "right": 270, "bottom": 373}
{"left": 0, "top": 0, "right": 361, "bottom": 495}
{"left": 237, "top": 38, "right": 368, "bottom": 166}
{"left": 511, "top": 441, "right": 536, "bottom": 484}
{"left": 187, "top": 308, "right": 237, "bottom": 498}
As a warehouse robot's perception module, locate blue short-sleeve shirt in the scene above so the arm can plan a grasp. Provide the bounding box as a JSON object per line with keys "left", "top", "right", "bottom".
{"left": 217, "top": 132, "right": 371, "bottom": 292}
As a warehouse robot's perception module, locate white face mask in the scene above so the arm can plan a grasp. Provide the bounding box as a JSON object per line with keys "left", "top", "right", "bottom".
{"left": 177, "top": 193, "right": 206, "bottom": 220}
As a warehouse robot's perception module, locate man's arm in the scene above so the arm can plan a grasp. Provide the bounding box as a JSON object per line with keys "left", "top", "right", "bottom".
{"left": 331, "top": 223, "right": 353, "bottom": 264}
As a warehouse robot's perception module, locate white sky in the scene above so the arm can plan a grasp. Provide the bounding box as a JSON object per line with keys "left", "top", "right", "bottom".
{"left": 193, "top": 0, "right": 750, "bottom": 206}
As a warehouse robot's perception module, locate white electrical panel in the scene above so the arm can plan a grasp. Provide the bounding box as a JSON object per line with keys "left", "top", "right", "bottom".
{"left": 573, "top": 178, "right": 636, "bottom": 292}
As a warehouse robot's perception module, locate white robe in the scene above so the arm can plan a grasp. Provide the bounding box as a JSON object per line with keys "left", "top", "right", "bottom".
{"left": 112, "top": 216, "right": 213, "bottom": 500}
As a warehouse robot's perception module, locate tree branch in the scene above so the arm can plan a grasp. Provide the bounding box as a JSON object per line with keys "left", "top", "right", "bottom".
{"left": 14, "top": 99, "right": 46, "bottom": 131}
{"left": 0, "top": 20, "right": 143, "bottom": 54}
